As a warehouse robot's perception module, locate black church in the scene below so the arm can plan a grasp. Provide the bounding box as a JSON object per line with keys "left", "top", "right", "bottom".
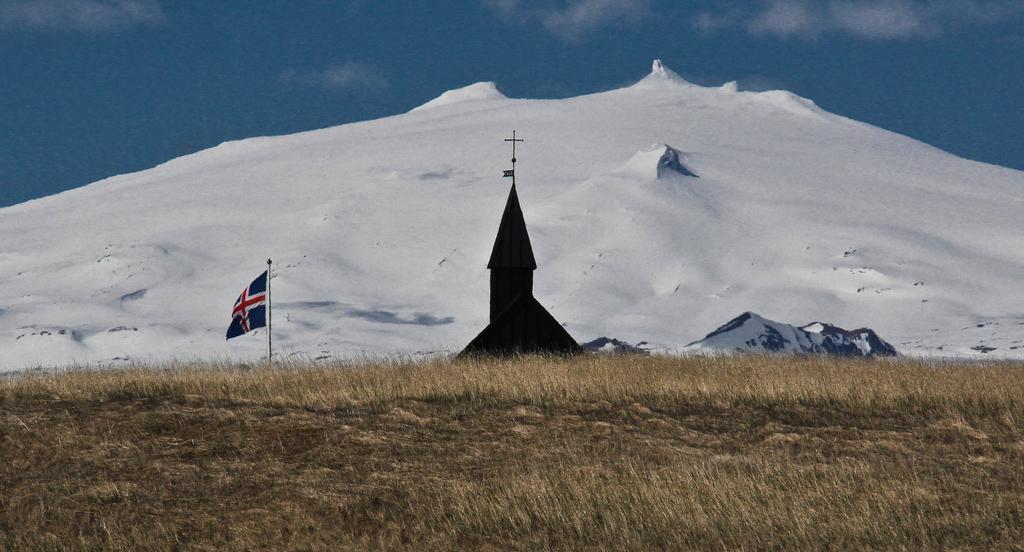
{"left": 461, "top": 134, "right": 582, "bottom": 356}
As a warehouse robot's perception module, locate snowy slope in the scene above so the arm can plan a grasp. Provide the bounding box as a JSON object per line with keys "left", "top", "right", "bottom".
{"left": 2, "top": 60, "right": 1023, "bottom": 370}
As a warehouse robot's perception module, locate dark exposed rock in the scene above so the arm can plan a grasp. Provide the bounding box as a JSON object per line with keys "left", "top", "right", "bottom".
{"left": 581, "top": 337, "right": 649, "bottom": 355}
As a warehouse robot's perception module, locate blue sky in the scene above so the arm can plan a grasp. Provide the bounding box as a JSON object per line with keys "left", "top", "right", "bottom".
{"left": 1, "top": 0, "right": 1021, "bottom": 207}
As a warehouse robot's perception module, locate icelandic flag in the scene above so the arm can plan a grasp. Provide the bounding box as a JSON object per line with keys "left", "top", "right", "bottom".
{"left": 226, "top": 270, "right": 268, "bottom": 340}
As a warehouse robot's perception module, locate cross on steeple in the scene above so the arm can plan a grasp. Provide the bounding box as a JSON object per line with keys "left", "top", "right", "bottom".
{"left": 461, "top": 129, "right": 582, "bottom": 357}
{"left": 504, "top": 130, "right": 524, "bottom": 186}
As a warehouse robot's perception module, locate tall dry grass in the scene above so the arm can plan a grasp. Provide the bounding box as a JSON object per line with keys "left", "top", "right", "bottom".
{"left": 6, "top": 355, "right": 1023, "bottom": 416}
{"left": 2, "top": 355, "right": 1023, "bottom": 550}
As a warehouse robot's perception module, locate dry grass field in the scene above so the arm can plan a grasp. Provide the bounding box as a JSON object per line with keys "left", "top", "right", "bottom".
{"left": 2, "top": 354, "right": 1024, "bottom": 550}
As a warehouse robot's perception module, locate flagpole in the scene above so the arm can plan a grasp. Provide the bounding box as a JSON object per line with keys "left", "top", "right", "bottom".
{"left": 266, "top": 258, "right": 272, "bottom": 366}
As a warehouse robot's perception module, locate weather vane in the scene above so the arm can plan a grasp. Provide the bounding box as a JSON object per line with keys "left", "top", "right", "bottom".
{"left": 503, "top": 130, "right": 523, "bottom": 186}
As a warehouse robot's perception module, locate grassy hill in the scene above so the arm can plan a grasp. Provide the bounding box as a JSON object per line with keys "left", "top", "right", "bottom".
{"left": 2, "top": 355, "right": 1023, "bottom": 550}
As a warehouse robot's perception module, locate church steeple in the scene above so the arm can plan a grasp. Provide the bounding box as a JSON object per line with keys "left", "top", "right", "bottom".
{"left": 487, "top": 131, "right": 536, "bottom": 322}
{"left": 459, "top": 132, "right": 582, "bottom": 357}
{"left": 487, "top": 184, "right": 535, "bottom": 322}
{"left": 487, "top": 184, "right": 537, "bottom": 270}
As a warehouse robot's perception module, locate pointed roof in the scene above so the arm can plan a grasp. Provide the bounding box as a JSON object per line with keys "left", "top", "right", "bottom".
{"left": 460, "top": 292, "right": 582, "bottom": 356}
{"left": 487, "top": 184, "right": 537, "bottom": 270}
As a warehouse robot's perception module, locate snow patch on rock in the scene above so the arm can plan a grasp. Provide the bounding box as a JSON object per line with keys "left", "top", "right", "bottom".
{"left": 801, "top": 321, "right": 898, "bottom": 357}
{"left": 581, "top": 336, "right": 649, "bottom": 354}
{"left": 621, "top": 144, "right": 698, "bottom": 180}
{"left": 686, "top": 312, "right": 897, "bottom": 357}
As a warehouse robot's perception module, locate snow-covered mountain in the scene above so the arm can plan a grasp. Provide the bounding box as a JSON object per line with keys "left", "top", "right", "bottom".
{"left": 2, "top": 59, "right": 1022, "bottom": 370}
{"left": 686, "top": 312, "right": 897, "bottom": 357}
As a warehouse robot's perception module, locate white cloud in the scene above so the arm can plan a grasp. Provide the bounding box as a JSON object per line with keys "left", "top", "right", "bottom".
{"left": 695, "top": 0, "right": 1024, "bottom": 41}
{"left": 541, "top": 0, "right": 647, "bottom": 39}
{"left": 485, "top": 0, "right": 648, "bottom": 40}
{"left": 0, "top": 0, "right": 164, "bottom": 31}
{"left": 692, "top": 10, "right": 741, "bottom": 33}
{"left": 280, "top": 62, "right": 388, "bottom": 91}
{"left": 748, "top": 0, "right": 819, "bottom": 38}
{"left": 829, "top": 0, "right": 939, "bottom": 39}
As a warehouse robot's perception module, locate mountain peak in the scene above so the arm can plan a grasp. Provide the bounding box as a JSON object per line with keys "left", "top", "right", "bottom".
{"left": 410, "top": 81, "right": 508, "bottom": 113}
{"left": 633, "top": 59, "right": 692, "bottom": 88}
{"left": 687, "top": 312, "right": 898, "bottom": 357}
